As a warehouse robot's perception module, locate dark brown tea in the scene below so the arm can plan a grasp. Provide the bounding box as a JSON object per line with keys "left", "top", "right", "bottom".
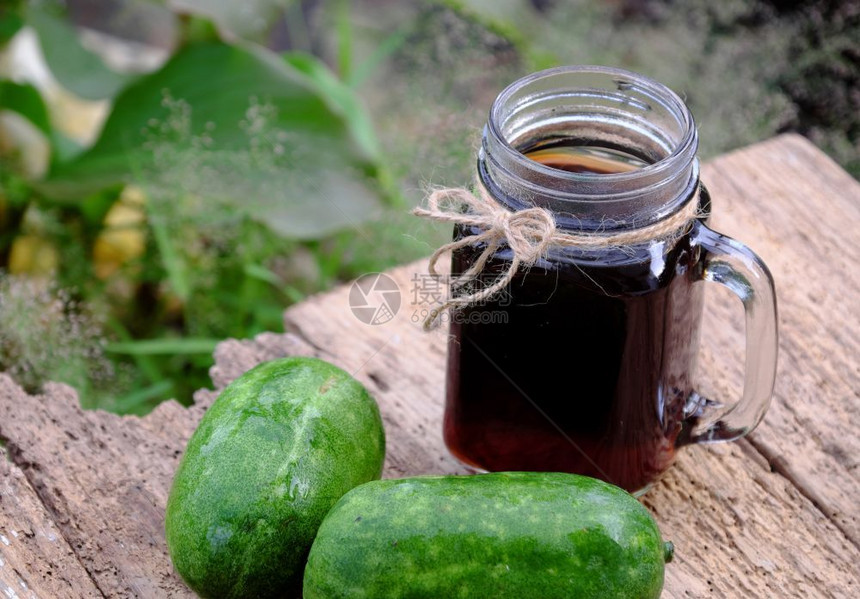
{"left": 522, "top": 139, "right": 650, "bottom": 174}
{"left": 444, "top": 234, "right": 703, "bottom": 492}
{"left": 444, "top": 143, "right": 705, "bottom": 492}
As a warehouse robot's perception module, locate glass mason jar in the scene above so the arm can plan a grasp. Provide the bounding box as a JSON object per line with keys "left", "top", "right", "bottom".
{"left": 443, "top": 66, "right": 778, "bottom": 494}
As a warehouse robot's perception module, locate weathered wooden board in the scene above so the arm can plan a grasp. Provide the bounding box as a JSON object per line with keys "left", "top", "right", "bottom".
{"left": 0, "top": 134, "right": 858, "bottom": 598}
{"left": 0, "top": 445, "right": 102, "bottom": 598}
{"left": 699, "top": 135, "right": 860, "bottom": 547}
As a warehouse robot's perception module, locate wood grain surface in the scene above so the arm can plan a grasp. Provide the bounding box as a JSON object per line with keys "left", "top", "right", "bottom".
{"left": 0, "top": 134, "right": 858, "bottom": 598}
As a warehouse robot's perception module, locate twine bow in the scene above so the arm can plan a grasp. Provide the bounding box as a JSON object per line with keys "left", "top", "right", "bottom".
{"left": 412, "top": 183, "right": 700, "bottom": 330}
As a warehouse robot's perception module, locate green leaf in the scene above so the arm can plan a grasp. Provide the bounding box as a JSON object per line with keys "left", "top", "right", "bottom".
{"left": 171, "top": 0, "right": 292, "bottom": 44}
{"left": 105, "top": 338, "right": 220, "bottom": 355}
{"left": 111, "top": 379, "right": 174, "bottom": 414}
{"left": 282, "top": 52, "right": 382, "bottom": 163}
{"left": 41, "top": 42, "right": 388, "bottom": 238}
{"left": 349, "top": 28, "right": 409, "bottom": 89}
{"left": 43, "top": 42, "right": 381, "bottom": 195}
{"left": 0, "top": 80, "right": 51, "bottom": 135}
{"left": 106, "top": 317, "right": 162, "bottom": 382}
{"left": 150, "top": 216, "right": 191, "bottom": 302}
{"left": 335, "top": 0, "right": 353, "bottom": 82}
{"left": 435, "top": 0, "right": 558, "bottom": 69}
{"left": 49, "top": 130, "right": 85, "bottom": 163}
{"left": 0, "top": 6, "right": 24, "bottom": 46}
{"left": 283, "top": 285, "right": 305, "bottom": 304}
{"left": 245, "top": 170, "right": 381, "bottom": 239}
{"left": 243, "top": 263, "right": 282, "bottom": 286}
{"left": 282, "top": 52, "right": 405, "bottom": 208}
{"left": 0, "top": 80, "right": 90, "bottom": 173}
{"left": 25, "top": 2, "right": 132, "bottom": 100}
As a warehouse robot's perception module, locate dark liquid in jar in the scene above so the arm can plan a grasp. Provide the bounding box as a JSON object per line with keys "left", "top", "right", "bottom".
{"left": 522, "top": 139, "right": 650, "bottom": 174}
{"left": 443, "top": 141, "right": 704, "bottom": 492}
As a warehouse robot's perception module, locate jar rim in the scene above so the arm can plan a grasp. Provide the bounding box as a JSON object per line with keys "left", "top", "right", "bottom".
{"left": 481, "top": 65, "right": 700, "bottom": 229}
{"left": 487, "top": 65, "right": 697, "bottom": 187}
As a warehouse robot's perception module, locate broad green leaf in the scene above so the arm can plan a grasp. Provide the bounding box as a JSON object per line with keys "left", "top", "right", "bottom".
{"left": 245, "top": 169, "right": 381, "bottom": 239}
{"left": 44, "top": 42, "right": 381, "bottom": 194}
{"left": 25, "top": 3, "right": 132, "bottom": 100}
{"left": 0, "top": 80, "right": 51, "bottom": 135}
{"left": 42, "top": 41, "right": 386, "bottom": 238}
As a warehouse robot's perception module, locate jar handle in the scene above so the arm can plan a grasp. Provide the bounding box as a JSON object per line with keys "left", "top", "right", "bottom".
{"left": 682, "top": 221, "right": 778, "bottom": 444}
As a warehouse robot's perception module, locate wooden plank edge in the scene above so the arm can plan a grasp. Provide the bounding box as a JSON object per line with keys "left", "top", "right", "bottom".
{"left": 0, "top": 443, "right": 104, "bottom": 599}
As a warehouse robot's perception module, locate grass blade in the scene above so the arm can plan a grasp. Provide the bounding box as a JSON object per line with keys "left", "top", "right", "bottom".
{"left": 106, "top": 338, "right": 220, "bottom": 355}
{"left": 112, "top": 379, "right": 174, "bottom": 414}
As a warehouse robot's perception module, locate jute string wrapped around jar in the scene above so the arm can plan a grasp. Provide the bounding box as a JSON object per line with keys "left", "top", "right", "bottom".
{"left": 413, "top": 183, "right": 702, "bottom": 330}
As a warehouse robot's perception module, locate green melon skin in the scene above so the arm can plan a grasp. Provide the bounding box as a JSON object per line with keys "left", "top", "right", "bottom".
{"left": 165, "top": 357, "right": 385, "bottom": 599}
{"left": 303, "top": 472, "right": 672, "bottom": 599}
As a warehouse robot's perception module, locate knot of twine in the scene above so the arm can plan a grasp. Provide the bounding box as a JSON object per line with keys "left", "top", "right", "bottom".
{"left": 412, "top": 183, "right": 701, "bottom": 330}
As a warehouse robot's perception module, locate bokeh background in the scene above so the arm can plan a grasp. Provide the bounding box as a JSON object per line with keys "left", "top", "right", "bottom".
{"left": 0, "top": 0, "right": 857, "bottom": 413}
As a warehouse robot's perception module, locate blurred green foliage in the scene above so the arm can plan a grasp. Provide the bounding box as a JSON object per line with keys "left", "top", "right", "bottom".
{"left": 0, "top": 0, "right": 403, "bottom": 411}
{"left": 0, "top": 0, "right": 856, "bottom": 413}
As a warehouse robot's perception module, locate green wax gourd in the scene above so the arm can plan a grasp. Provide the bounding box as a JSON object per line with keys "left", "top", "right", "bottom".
{"left": 304, "top": 472, "right": 673, "bottom": 599}
{"left": 165, "top": 357, "right": 385, "bottom": 598}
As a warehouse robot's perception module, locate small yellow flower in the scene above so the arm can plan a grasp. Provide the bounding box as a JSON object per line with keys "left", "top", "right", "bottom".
{"left": 93, "top": 186, "right": 147, "bottom": 279}
{"left": 8, "top": 234, "right": 59, "bottom": 275}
